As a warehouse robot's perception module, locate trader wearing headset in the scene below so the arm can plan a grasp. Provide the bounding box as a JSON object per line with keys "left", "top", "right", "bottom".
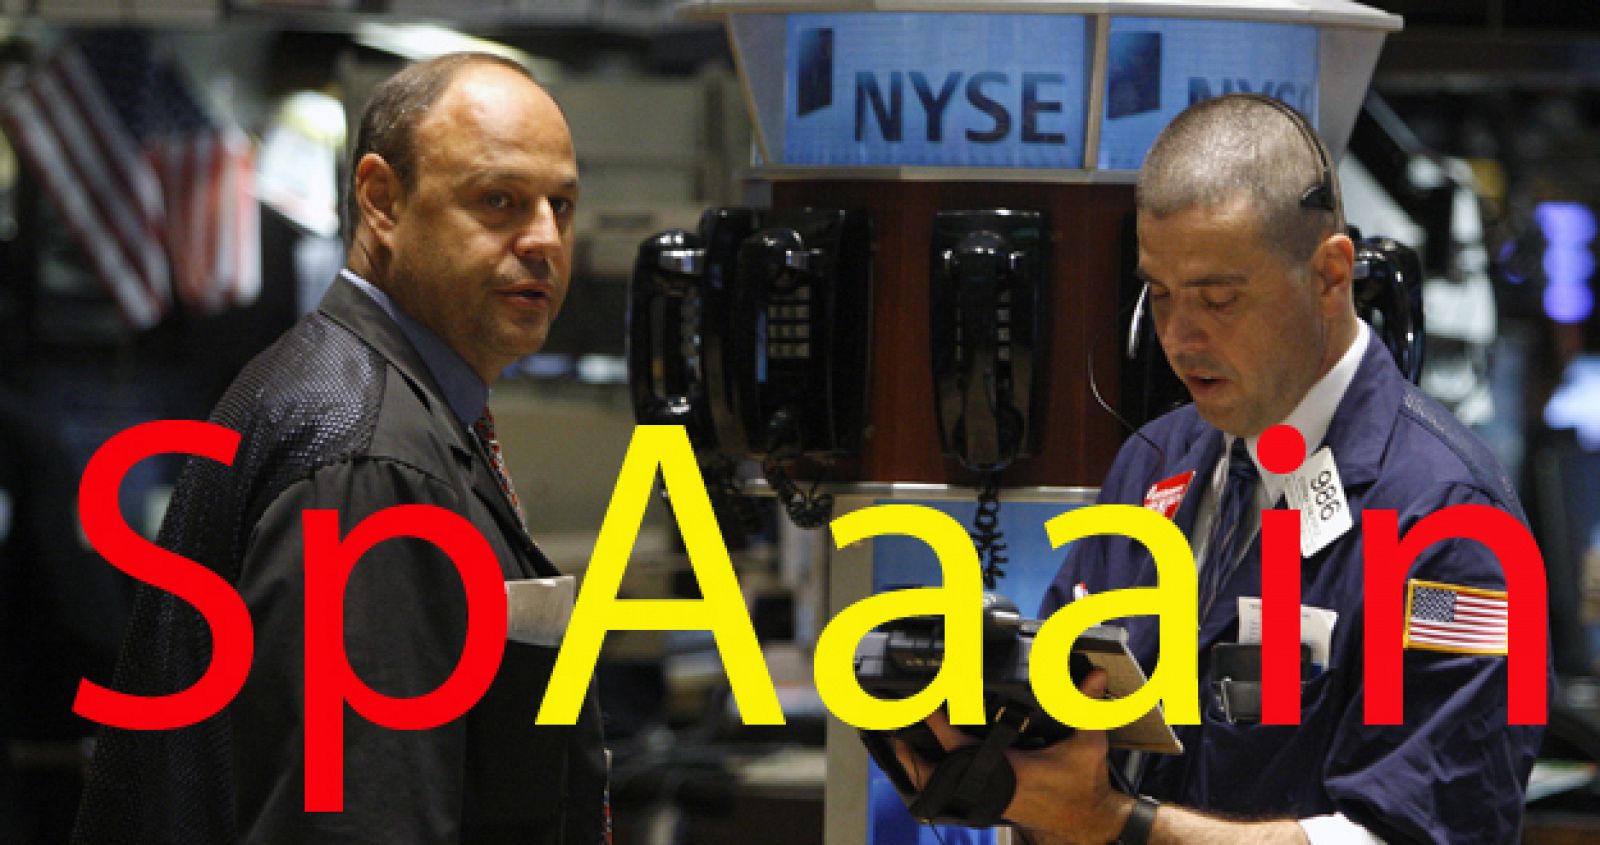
{"left": 902, "top": 93, "right": 1545, "bottom": 845}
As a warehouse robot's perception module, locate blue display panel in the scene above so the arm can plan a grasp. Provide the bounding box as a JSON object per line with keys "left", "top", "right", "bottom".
{"left": 784, "top": 13, "right": 1090, "bottom": 169}
{"left": 1098, "top": 17, "right": 1320, "bottom": 171}
{"left": 865, "top": 498, "right": 1088, "bottom": 843}
{"left": 870, "top": 499, "right": 1078, "bottom": 611}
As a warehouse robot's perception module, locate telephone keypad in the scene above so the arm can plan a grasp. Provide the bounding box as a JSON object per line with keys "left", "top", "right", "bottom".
{"left": 997, "top": 287, "right": 1013, "bottom": 361}
{"left": 766, "top": 283, "right": 814, "bottom": 360}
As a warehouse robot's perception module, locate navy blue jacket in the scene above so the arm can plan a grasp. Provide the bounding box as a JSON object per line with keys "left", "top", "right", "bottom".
{"left": 1040, "top": 337, "right": 1547, "bottom": 844}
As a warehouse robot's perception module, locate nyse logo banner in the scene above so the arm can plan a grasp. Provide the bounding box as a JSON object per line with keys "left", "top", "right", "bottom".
{"left": 1098, "top": 18, "right": 1319, "bottom": 171}
{"left": 784, "top": 13, "right": 1090, "bottom": 169}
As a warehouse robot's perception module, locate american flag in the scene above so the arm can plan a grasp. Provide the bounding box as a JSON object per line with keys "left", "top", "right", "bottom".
{"left": 1405, "top": 580, "right": 1508, "bottom": 655}
{"left": 0, "top": 32, "right": 258, "bottom": 330}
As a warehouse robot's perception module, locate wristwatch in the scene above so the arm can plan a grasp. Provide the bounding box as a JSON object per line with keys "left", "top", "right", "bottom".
{"left": 1116, "top": 795, "right": 1159, "bottom": 845}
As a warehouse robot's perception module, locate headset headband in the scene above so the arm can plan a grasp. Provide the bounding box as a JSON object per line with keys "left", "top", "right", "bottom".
{"left": 1240, "top": 93, "right": 1336, "bottom": 213}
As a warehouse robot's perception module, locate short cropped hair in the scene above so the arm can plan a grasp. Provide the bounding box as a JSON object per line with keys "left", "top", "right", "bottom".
{"left": 344, "top": 52, "right": 537, "bottom": 236}
{"left": 1138, "top": 94, "right": 1344, "bottom": 265}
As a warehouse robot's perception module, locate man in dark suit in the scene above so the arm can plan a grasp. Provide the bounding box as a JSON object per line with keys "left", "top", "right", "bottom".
{"left": 898, "top": 94, "right": 1544, "bottom": 845}
{"left": 74, "top": 53, "right": 607, "bottom": 843}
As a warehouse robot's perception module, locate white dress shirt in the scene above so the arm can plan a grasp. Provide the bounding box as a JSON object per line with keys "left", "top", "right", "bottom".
{"left": 1181, "top": 322, "right": 1387, "bottom": 844}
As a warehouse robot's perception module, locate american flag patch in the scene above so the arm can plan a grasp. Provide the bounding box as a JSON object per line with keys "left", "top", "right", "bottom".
{"left": 1403, "top": 579, "right": 1508, "bottom": 655}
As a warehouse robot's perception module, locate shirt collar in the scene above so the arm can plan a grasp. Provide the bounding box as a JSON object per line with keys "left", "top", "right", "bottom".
{"left": 341, "top": 269, "right": 488, "bottom": 430}
{"left": 1230, "top": 320, "right": 1371, "bottom": 503}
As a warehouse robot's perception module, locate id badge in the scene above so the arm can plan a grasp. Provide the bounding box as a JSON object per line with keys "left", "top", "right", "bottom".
{"left": 1282, "top": 446, "right": 1352, "bottom": 557}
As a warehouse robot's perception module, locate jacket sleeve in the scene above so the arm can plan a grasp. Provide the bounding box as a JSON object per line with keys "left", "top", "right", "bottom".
{"left": 1037, "top": 436, "right": 1161, "bottom": 618}
{"left": 1323, "top": 483, "right": 1547, "bottom": 845}
{"left": 230, "top": 456, "right": 482, "bottom": 844}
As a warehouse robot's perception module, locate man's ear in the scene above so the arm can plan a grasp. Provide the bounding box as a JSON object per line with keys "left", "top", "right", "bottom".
{"left": 353, "top": 153, "right": 404, "bottom": 245}
{"left": 1312, "top": 231, "right": 1356, "bottom": 315}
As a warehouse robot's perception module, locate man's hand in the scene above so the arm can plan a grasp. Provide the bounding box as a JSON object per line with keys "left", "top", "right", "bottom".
{"left": 891, "top": 668, "right": 1134, "bottom": 844}
{"left": 889, "top": 669, "right": 1312, "bottom": 844}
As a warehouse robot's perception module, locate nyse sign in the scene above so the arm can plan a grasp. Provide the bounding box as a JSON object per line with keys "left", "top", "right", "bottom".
{"left": 853, "top": 70, "right": 1072, "bottom": 145}
{"left": 1187, "top": 77, "right": 1312, "bottom": 113}
{"left": 784, "top": 13, "right": 1090, "bottom": 169}
{"left": 1098, "top": 18, "right": 1320, "bottom": 170}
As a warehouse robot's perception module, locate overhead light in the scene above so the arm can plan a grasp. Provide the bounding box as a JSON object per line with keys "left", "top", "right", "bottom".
{"left": 1545, "top": 355, "right": 1600, "bottom": 452}
{"left": 256, "top": 91, "right": 346, "bottom": 237}
{"left": 1536, "top": 201, "right": 1596, "bottom": 325}
{"left": 353, "top": 22, "right": 562, "bottom": 83}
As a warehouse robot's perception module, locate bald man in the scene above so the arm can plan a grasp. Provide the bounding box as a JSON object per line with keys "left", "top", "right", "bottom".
{"left": 75, "top": 55, "right": 607, "bottom": 843}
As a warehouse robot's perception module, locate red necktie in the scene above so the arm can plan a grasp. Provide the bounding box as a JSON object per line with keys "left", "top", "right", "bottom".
{"left": 476, "top": 408, "right": 611, "bottom": 844}
{"left": 472, "top": 407, "right": 527, "bottom": 531}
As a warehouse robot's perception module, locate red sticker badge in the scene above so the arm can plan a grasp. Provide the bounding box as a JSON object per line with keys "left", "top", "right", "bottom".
{"left": 1143, "top": 470, "right": 1195, "bottom": 520}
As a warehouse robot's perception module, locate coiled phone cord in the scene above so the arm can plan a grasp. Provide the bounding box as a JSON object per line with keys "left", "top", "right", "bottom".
{"left": 971, "top": 471, "right": 1009, "bottom": 588}
{"left": 759, "top": 409, "right": 835, "bottom": 529}
{"left": 764, "top": 458, "right": 835, "bottom": 530}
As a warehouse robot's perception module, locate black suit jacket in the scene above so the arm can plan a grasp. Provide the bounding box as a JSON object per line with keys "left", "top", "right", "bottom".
{"left": 75, "top": 278, "right": 607, "bottom": 844}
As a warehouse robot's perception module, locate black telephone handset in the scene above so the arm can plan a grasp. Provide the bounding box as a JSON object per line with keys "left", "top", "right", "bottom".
{"left": 1351, "top": 228, "right": 1426, "bottom": 385}
{"left": 628, "top": 227, "right": 710, "bottom": 444}
{"left": 1119, "top": 212, "right": 1192, "bottom": 430}
{"left": 930, "top": 210, "right": 1046, "bottom": 473}
{"left": 627, "top": 208, "right": 763, "bottom": 454}
{"left": 694, "top": 207, "right": 763, "bottom": 456}
{"left": 728, "top": 207, "right": 873, "bottom": 460}
{"left": 628, "top": 206, "right": 872, "bottom": 530}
